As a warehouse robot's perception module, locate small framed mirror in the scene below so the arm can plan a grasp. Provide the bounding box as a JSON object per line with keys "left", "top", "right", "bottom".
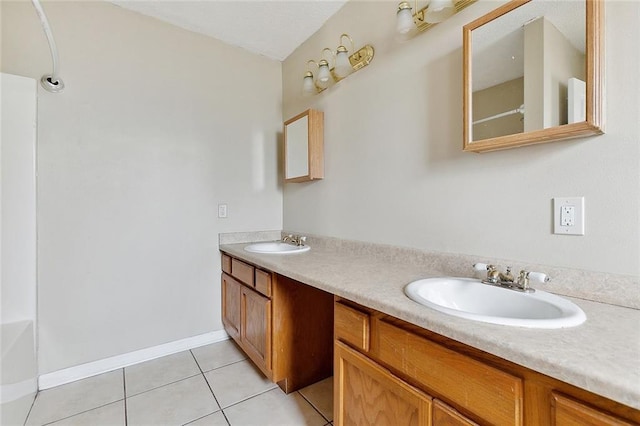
{"left": 463, "top": 0, "right": 604, "bottom": 153}
{"left": 284, "top": 109, "right": 324, "bottom": 182}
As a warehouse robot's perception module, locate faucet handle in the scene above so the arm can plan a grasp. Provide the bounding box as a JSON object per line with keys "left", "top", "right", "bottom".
{"left": 516, "top": 270, "right": 549, "bottom": 292}
{"left": 473, "top": 263, "right": 489, "bottom": 272}
{"left": 527, "top": 271, "right": 550, "bottom": 283}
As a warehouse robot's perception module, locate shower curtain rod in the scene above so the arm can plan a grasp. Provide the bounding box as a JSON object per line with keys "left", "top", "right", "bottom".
{"left": 31, "top": 0, "right": 64, "bottom": 93}
{"left": 473, "top": 104, "right": 524, "bottom": 125}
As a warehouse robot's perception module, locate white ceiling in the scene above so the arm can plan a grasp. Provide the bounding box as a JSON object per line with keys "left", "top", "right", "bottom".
{"left": 473, "top": 0, "right": 586, "bottom": 91}
{"left": 108, "top": 0, "right": 349, "bottom": 61}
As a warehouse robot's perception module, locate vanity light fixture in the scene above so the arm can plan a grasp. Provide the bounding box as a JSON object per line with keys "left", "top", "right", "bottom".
{"left": 316, "top": 48, "right": 334, "bottom": 89}
{"left": 301, "top": 33, "right": 374, "bottom": 97}
{"left": 396, "top": 0, "right": 477, "bottom": 36}
{"left": 302, "top": 60, "right": 319, "bottom": 96}
{"left": 333, "top": 34, "right": 355, "bottom": 79}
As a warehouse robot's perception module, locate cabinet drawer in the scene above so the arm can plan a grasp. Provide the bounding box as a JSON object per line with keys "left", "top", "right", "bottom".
{"left": 221, "top": 254, "right": 232, "bottom": 274}
{"left": 335, "top": 302, "right": 370, "bottom": 352}
{"left": 254, "top": 269, "right": 272, "bottom": 297}
{"left": 551, "top": 393, "right": 634, "bottom": 426}
{"left": 231, "top": 258, "right": 254, "bottom": 287}
{"left": 377, "top": 320, "right": 523, "bottom": 426}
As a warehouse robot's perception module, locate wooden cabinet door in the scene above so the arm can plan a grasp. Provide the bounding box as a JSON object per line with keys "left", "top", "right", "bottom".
{"left": 551, "top": 393, "right": 635, "bottom": 426}
{"left": 334, "top": 341, "right": 432, "bottom": 426}
{"left": 433, "top": 400, "right": 479, "bottom": 426}
{"left": 241, "top": 286, "right": 272, "bottom": 373}
{"left": 221, "top": 273, "right": 241, "bottom": 340}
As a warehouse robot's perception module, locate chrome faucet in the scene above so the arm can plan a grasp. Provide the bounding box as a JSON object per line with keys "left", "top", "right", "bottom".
{"left": 282, "top": 234, "right": 307, "bottom": 246}
{"left": 474, "top": 263, "right": 549, "bottom": 293}
{"left": 282, "top": 234, "right": 295, "bottom": 244}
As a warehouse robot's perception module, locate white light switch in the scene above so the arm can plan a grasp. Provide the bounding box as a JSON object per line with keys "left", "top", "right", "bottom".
{"left": 553, "top": 197, "right": 584, "bottom": 235}
{"left": 218, "top": 204, "right": 228, "bottom": 218}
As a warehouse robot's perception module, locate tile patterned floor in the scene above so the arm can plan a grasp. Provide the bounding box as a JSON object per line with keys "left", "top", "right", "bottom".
{"left": 24, "top": 340, "right": 333, "bottom": 426}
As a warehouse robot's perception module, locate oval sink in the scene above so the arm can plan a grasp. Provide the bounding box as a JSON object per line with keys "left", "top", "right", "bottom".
{"left": 405, "top": 277, "right": 586, "bottom": 329}
{"left": 244, "top": 242, "right": 310, "bottom": 254}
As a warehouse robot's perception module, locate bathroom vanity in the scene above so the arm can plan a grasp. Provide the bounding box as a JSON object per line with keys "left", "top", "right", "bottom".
{"left": 221, "top": 253, "right": 333, "bottom": 393}
{"left": 219, "top": 236, "right": 640, "bottom": 425}
{"left": 334, "top": 298, "right": 637, "bottom": 425}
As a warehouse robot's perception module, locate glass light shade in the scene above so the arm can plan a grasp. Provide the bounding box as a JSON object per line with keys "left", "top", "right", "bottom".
{"left": 396, "top": 5, "right": 415, "bottom": 34}
{"left": 302, "top": 73, "right": 316, "bottom": 96}
{"left": 425, "top": 0, "right": 455, "bottom": 23}
{"left": 334, "top": 50, "right": 352, "bottom": 79}
{"left": 317, "top": 61, "right": 331, "bottom": 88}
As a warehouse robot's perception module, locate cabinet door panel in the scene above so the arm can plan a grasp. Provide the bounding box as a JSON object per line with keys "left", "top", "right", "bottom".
{"left": 433, "top": 400, "right": 479, "bottom": 426}
{"left": 242, "top": 287, "right": 272, "bottom": 372}
{"left": 335, "top": 341, "right": 431, "bottom": 426}
{"left": 221, "top": 273, "right": 241, "bottom": 340}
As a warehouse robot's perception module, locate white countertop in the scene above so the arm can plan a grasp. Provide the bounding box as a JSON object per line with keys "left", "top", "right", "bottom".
{"left": 219, "top": 239, "right": 640, "bottom": 410}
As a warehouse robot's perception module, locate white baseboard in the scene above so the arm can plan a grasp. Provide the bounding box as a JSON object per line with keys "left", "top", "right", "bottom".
{"left": 38, "top": 330, "right": 229, "bottom": 390}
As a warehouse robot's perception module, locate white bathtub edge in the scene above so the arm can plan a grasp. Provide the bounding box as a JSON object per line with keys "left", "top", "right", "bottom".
{"left": 38, "top": 329, "right": 229, "bottom": 390}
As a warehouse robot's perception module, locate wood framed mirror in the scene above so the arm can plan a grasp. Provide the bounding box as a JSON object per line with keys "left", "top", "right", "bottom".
{"left": 463, "top": 0, "right": 604, "bottom": 153}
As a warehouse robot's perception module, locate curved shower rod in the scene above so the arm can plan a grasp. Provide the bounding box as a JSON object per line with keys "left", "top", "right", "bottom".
{"left": 31, "top": 0, "right": 64, "bottom": 93}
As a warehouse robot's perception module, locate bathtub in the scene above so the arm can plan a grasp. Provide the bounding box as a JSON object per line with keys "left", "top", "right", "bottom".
{"left": 1, "top": 321, "right": 37, "bottom": 426}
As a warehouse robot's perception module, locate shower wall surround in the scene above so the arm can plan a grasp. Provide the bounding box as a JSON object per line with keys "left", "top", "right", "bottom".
{"left": 1, "top": 1, "right": 283, "bottom": 374}
{"left": 281, "top": 1, "right": 640, "bottom": 279}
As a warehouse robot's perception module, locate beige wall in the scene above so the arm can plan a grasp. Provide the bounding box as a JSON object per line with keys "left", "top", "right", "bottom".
{"left": 1, "top": 1, "right": 282, "bottom": 374}
{"left": 472, "top": 77, "right": 524, "bottom": 141}
{"left": 524, "top": 16, "right": 545, "bottom": 132}
{"left": 543, "top": 18, "right": 585, "bottom": 127}
{"left": 282, "top": 0, "right": 639, "bottom": 278}
{"left": 525, "top": 17, "right": 586, "bottom": 130}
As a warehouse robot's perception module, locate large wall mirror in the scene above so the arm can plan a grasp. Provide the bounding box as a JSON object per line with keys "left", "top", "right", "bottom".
{"left": 463, "top": 0, "right": 604, "bottom": 153}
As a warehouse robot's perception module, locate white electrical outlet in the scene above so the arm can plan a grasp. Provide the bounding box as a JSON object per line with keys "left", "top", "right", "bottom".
{"left": 553, "top": 197, "right": 584, "bottom": 235}
{"left": 561, "top": 205, "right": 575, "bottom": 226}
{"left": 218, "top": 204, "right": 228, "bottom": 218}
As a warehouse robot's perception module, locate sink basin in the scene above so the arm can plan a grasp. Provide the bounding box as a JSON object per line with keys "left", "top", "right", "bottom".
{"left": 404, "top": 277, "right": 586, "bottom": 328}
{"left": 244, "top": 242, "right": 310, "bottom": 254}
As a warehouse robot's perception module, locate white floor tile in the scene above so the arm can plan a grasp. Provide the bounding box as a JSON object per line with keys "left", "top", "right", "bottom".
{"left": 191, "top": 340, "right": 246, "bottom": 372}
{"left": 298, "top": 376, "right": 333, "bottom": 421}
{"left": 46, "top": 400, "right": 125, "bottom": 426}
{"left": 203, "top": 360, "right": 276, "bottom": 408}
{"left": 127, "top": 375, "right": 219, "bottom": 426}
{"left": 125, "top": 350, "right": 201, "bottom": 396}
{"left": 26, "top": 370, "right": 124, "bottom": 426}
{"left": 185, "top": 410, "right": 229, "bottom": 425}
{"left": 224, "top": 388, "right": 326, "bottom": 426}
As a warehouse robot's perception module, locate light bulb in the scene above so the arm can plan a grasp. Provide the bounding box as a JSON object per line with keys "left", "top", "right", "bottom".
{"left": 396, "top": 2, "right": 415, "bottom": 35}
{"left": 302, "top": 72, "right": 316, "bottom": 96}
{"left": 425, "top": 0, "right": 455, "bottom": 23}
{"left": 317, "top": 60, "right": 331, "bottom": 88}
{"left": 334, "top": 48, "right": 352, "bottom": 79}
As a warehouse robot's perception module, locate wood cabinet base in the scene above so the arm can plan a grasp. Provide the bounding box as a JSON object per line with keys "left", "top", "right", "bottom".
{"left": 221, "top": 254, "right": 333, "bottom": 393}
{"left": 334, "top": 298, "right": 640, "bottom": 426}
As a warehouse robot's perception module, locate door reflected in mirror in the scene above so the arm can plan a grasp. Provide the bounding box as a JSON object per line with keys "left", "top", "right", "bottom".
{"left": 463, "top": 0, "right": 603, "bottom": 153}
